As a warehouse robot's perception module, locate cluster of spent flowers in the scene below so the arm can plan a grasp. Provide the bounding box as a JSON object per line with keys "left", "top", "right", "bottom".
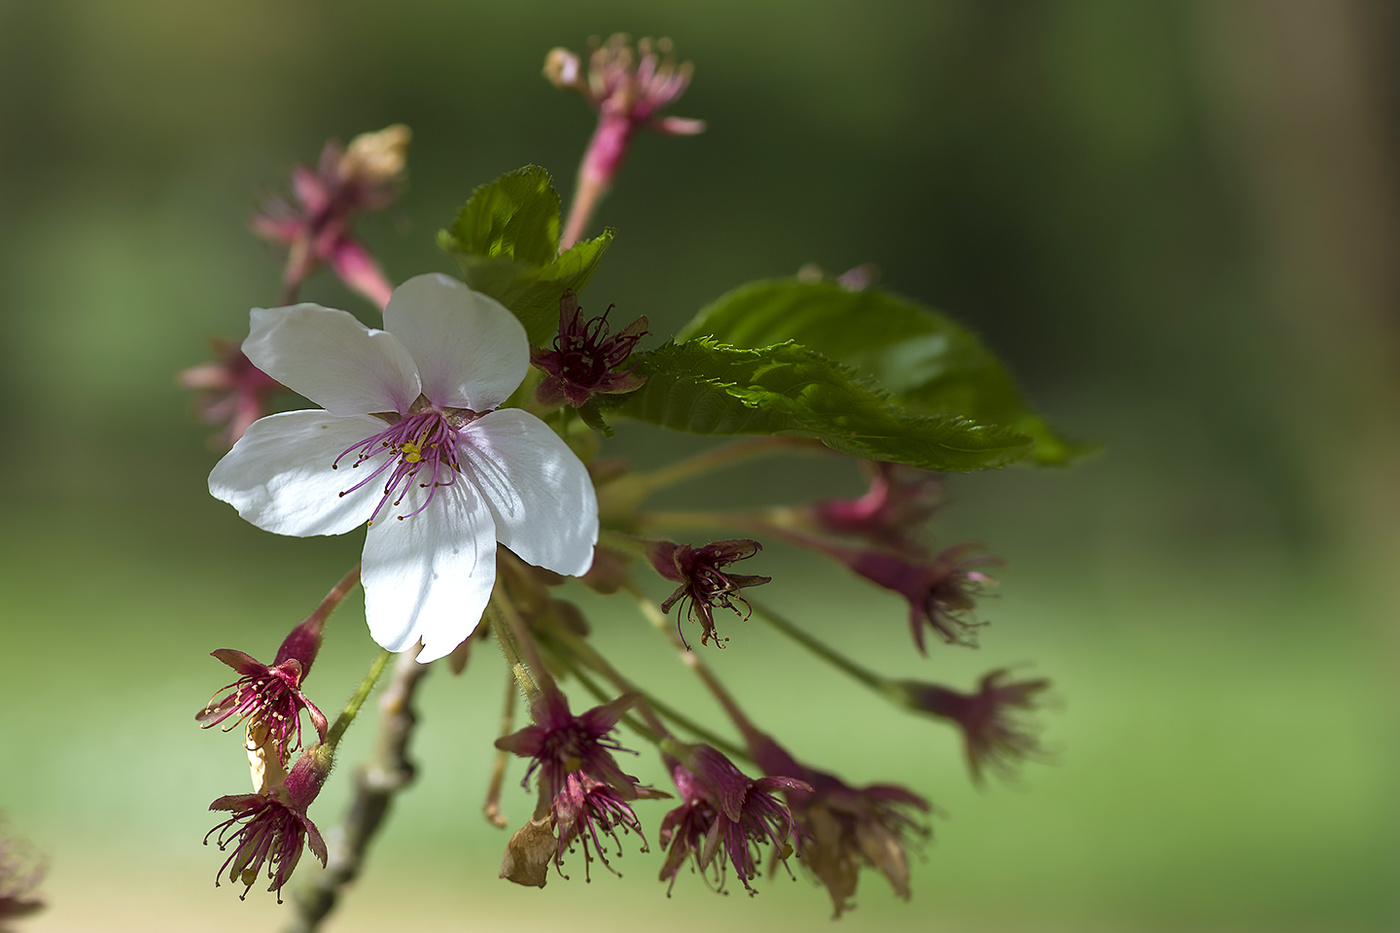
{"left": 184, "top": 33, "right": 1060, "bottom": 924}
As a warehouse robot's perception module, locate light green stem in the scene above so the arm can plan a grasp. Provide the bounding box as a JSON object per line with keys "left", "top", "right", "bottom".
{"left": 487, "top": 600, "right": 544, "bottom": 704}
{"left": 639, "top": 437, "right": 812, "bottom": 493}
{"left": 537, "top": 622, "right": 750, "bottom": 761}
{"left": 622, "top": 581, "right": 765, "bottom": 760}
{"left": 325, "top": 648, "right": 393, "bottom": 750}
{"left": 747, "top": 598, "right": 893, "bottom": 697}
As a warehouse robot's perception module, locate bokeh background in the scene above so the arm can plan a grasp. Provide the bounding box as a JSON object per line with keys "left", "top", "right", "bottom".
{"left": 1, "top": 1, "right": 1396, "bottom": 930}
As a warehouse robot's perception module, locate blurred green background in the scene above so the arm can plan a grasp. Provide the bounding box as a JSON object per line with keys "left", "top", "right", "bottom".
{"left": 1, "top": 0, "right": 1396, "bottom": 930}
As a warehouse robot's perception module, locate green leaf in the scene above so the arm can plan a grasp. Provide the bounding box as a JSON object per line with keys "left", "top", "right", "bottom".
{"left": 605, "top": 339, "right": 1034, "bottom": 472}
{"left": 438, "top": 165, "right": 613, "bottom": 344}
{"left": 678, "top": 279, "right": 1089, "bottom": 465}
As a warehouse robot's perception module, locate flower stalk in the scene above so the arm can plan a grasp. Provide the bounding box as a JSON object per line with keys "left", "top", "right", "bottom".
{"left": 636, "top": 437, "right": 816, "bottom": 494}
{"left": 483, "top": 667, "right": 520, "bottom": 829}
{"left": 534, "top": 614, "right": 749, "bottom": 761}
{"left": 325, "top": 647, "right": 392, "bottom": 750}
{"left": 746, "top": 599, "right": 888, "bottom": 694}
{"left": 487, "top": 593, "right": 548, "bottom": 704}
{"left": 285, "top": 648, "right": 431, "bottom": 932}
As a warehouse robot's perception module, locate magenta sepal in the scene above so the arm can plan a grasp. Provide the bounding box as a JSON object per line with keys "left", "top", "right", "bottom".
{"left": 744, "top": 727, "right": 931, "bottom": 915}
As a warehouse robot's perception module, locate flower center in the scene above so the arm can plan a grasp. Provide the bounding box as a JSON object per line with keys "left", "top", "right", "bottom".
{"left": 333, "top": 407, "right": 469, "bottom": 524}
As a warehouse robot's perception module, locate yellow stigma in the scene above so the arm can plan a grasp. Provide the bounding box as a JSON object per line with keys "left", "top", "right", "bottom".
{"left": 399, "top": 440, "right": 424, "bottom": 463}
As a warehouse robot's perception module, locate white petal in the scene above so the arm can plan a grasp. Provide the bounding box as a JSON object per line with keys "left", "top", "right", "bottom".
{"left": 458, "top": 409, "right": 599, "bottom": 576}
{"left": 244, "top": 303, "right": 421, "bottom": 416}
{"left": 360, "top": 479, "right": 497, "bottom": 662}
{"left": 382, "top": 273, "right": 528, "bottom": 411}
{"left": 208, "top": 411, "right": 386, "bottom": 536}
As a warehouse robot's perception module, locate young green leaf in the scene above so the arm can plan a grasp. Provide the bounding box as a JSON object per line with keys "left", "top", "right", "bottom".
{"left": 606, "top": 339, "right": 1034, "bottom": 472}
{"left": 438, "top": 165, "right": 613, "bottom": 344}
{"left": 679, "top": 279, "right": 1089, "bottom": 465}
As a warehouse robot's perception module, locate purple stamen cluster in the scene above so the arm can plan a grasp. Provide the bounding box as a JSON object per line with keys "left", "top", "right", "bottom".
{"left": 496, "top": 690, "right": 645, "bottom": 804}
{"left": 333, "top": 407, "right": 469, "bottom": 523}
{"left": 658, "top": 745, "right": 810, "bottom": 895}
{"left": 532, "top": 290, "right": 648, "bottom": 408}
{"left": 553, "top": 772, "right": 648, "bottom": 881}
{"left": 746, "top": 730, "right": 931, "bottom": 916}
{"left": 198, "top": 616, "right": 328, "bottom": 766}
{"left": 651, "top": 540, "right": 772, "bottom": 648}
{"left": 205, "top": 751, "right": 329, "bottom": 902}
{"left": 198, "top": 653, "right": 325, "bottom": 766}
{"left": 544, "top": 35, "right": 705, "bottom": 188}
{"left": 497, "top": 690, "right": 660, "bottom": 878}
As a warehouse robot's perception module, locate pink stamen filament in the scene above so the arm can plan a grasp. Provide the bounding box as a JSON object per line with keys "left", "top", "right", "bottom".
{"left": 332, "top": 410, "right": 463, "bottom": 523}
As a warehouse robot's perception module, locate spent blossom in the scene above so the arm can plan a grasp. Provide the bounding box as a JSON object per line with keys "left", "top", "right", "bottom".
{"left": 531, "top": 290, "right": 648, "bottom": 409}
{"left": 179, "top": 337, "right": 285, "bottom": 450}
{"left": 552, "top": 772, "right": 650, "bottom": 880}
{"left": 197, "top": 614, "right": 329, "bottom": 768}
{"left": 205, "top": 747, "right": 331, "bottom": 901}
{"left": 252, "top": 124, "right": 410, "bottom": 308}
{"left": 745, "top": 730, "right": 930, "bottom": 917}
{"left": 837, "top": 542, "right": 1000, "bottom": 654}
{"left": 208, "top": 273, "right": 599, "bottom": 662}
{"left": 657, "top": 744, "right": 809, "bottom": 895}
{"left": 495, "top": 688, "right": 649, "bottom": 805}
{"left": 651, "top": 539, "right": 771, "bottom": 648}
{"left": 497, "top": 689, "right": 660, "bottom": 881}
{"left": 896, "top": 668, "right": 1052, "bottom": 783}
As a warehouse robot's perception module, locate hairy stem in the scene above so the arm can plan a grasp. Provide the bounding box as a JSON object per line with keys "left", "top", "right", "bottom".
{"left": 325, "top": 648, "right": 392, "bottom": 750}
{"left": 284, "top": 647, "right": 430, "bottom": 933}
{"left": 487, "top": 591, "right": 548, "bottom": 703}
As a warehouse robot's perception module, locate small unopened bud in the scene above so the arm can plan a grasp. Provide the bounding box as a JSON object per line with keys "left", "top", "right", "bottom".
{"left": 543, "top": 48, "right": 583, "bottom": 90}
{"left": 338, "top": 123, "right": 411, "bottom": 190}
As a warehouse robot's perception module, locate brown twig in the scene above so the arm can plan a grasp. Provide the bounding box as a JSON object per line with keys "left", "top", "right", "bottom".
{"left": 282, "top": 648, "right": 430, "bottom": 932}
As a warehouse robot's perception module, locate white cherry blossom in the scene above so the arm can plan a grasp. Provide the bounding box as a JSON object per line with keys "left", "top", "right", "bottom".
{"left": 209, "top": 273, "right": 598, "bottom": 662}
